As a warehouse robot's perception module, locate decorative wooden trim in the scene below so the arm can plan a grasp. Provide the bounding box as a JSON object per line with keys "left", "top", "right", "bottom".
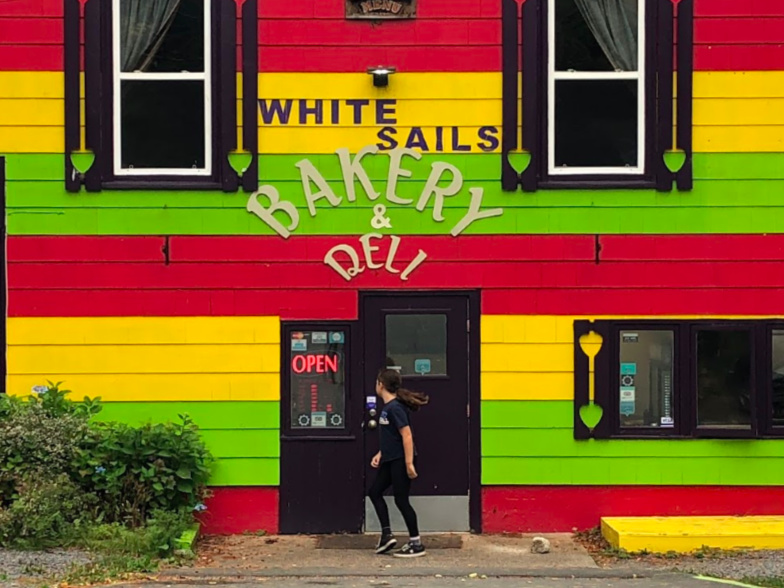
{"left": 468, "top": 289, "right": 482, "bottom": 534}
{"left": 501, "top": 0, "right": 519, "bottom": 192}
{"left": 655, "top": 0, "right": 674, "bottom": 192}
{"left": 520, "top": 0, "right": 539, "bottom": 192}
{"left": 592, "top": 321, "right": 612, "bottom": 439}
{"left": 242, "top": 0, "right": 259, "bottom": 192}
{"left": 83, "top": 0, "right": 103, "bottom": 193}
{"left": 220, "top": 0, "right": 238, "bottom": 193}
{"left": 64, "top": 0, "right": 81, "bottom": 193}
{"left": 573, "top": 320, "right": 593, "bottom": 440}
{"left": 676, "top": 0, "right": 694, "bottom": 191}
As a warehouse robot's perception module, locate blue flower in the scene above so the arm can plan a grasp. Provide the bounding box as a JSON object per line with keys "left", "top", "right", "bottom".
{"left": 193, "top": 503, "right": 207, "bottom": 512}
{"left": 95, "top": 466, "right": 106, "bottom": 474}
{"left": 31, "top": 386, "right": 48, "bottom": 395}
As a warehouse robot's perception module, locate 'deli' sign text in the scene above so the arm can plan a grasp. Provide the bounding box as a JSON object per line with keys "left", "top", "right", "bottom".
{"left": 346, "top": 0, "right": 416, "bottom": 19}
{"left": 247, "top": 147, "right": 503, "bottom": 282}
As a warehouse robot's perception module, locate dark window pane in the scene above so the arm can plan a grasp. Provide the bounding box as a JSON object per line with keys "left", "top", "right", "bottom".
{"left": 772, "top": 330, "right": 784, "bottom": 427}
{"left": 696, "top": 330, "right": 752, "bottom": 429}
{"left": 618, "top": 330, "right": 675, "bottom": 428}
{"left": 555, "top": 0, "right": 639, "bottom": 72}
{"left": 290, "top": 330, "right": 347, "bottom": 429}
{"left": 385, "top": 314, "right": 447, "bottom": 376}
{"left": 554, "top": 80, "right": 638, "bottom": 168}
{"left": 555, "top": 0, "right": 613, "bottom": 72}
{"left": 120, "top": 0, "right": 205, "bottom": 73}
{"left": 120, "top": 80, "right": 205, "bottom": 170}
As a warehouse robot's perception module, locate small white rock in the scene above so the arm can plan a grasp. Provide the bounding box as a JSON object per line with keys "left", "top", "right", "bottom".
{"left": 531, "top": 536, "right": 551, "bottom": 554}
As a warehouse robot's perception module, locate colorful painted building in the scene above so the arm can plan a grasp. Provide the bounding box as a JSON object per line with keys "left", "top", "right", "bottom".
{"left": 2, "top": 0, "right": 784, "bottom": 535}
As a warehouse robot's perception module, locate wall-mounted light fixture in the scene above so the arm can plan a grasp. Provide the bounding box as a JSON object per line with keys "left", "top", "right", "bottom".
{"left": 367, "top": 66, "right": 396, "bottom": 88}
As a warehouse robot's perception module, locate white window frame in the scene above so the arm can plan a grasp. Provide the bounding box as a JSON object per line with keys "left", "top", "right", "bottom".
{"left": 111, "top": 0, "right": 212, "bottom": 177}
{"left": 547, "top": 0, "right": 646, "bottom": 176}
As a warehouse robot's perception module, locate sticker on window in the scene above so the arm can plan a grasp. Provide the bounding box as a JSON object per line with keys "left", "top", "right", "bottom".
{"left": 414, "top": 359, "right": 432, "bottom": 375}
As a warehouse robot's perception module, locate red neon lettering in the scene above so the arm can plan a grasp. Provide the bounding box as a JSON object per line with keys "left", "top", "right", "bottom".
{"left": 292, "top": 354, "right": 340, "bottom": 374}
{"left": 292, "top": 355, "right": 307, "bottom": 373}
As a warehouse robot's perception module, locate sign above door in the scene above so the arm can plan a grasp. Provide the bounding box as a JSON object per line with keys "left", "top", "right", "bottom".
{"left": 346, "top": 0, "right": 416, "bottom": 19}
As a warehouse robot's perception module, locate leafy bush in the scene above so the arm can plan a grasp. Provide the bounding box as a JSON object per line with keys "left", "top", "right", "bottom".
{"left": 0, "top": 383, "right": 212, "bottom": 549}
{"left": 75, "top": 416, "right": 213, "bottom": 526}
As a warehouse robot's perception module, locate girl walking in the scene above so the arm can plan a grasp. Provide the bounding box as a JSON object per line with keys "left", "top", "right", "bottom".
{"left": 369, "top": 368, "right": 429, "bottom": 558}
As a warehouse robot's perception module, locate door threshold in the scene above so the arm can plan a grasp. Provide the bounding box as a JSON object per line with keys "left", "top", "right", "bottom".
{"left": 316, "top": 534, "right": 465, "bottom": 550}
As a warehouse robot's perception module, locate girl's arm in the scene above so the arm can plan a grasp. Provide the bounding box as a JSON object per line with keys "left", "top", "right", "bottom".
{"left": 400, "top": 426, "right": 418, "bottom": 478}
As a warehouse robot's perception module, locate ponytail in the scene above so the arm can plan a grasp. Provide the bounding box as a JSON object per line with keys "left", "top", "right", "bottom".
{"left": 377, "top": 368, "right": 430, "bottom": 412}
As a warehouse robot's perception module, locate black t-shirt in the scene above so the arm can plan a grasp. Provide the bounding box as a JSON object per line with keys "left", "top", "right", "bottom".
{"left": 379, "top": 398, "right": 411, "bottom": 463}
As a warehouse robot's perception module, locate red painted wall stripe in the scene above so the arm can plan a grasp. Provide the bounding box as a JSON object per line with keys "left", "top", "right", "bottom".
{"left": 16, "top": 235, "right": 784, "bottom": 265}
{"left": 0, "top": 46, "right": 61, "bottom": 71}
{"left": 258, "top": 19, "right": 499, "bottom": 47}
{"left": 258, "top": 0, "right": 500, "bottom": 19}
{"left": 0, "top": 18, "right": 61, "bottom": 44}
{"left": 695, "top": 18, "right": 784, "bottom": 44}
{"left": 483, "top": 486, "right": 784, "bottom": 533}
{"left": 695, "top": 0, "right": 784, "bottom": 17}
{"left": 12, "top": 287, "right": 784, "bottom": 319}
{"left": 0, "top": 0, "right": 62, "bottom": 17}
{"left": 199, "top": 487, "right": 279, "bottom": 535}
{"left": 12, "top": 260, "right": 784, "bottom": 290}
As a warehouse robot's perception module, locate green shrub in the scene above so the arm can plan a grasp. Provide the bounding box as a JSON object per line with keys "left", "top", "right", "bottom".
{"left": 75, "top": 415, "right": 213, "bottom": 526}
{"left": 0, "top": 383, "right": 212, "bottom": 548}
{"left": 0, "top": 474, "right": 97, "bottom": 549}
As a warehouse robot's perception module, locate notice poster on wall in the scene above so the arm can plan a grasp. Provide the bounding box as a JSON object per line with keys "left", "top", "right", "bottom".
{"left": 290, "top": 331, "right": 346, "bottom": 429}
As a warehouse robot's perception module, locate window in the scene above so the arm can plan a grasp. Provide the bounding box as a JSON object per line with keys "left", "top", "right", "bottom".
{"left": 112, "top": 0, "right": 212, "bottom": 177}
{"left": 550, "top": 0, "right": 645, "bottom": 176}
{"left": 64, "top": 0, "right": 258, "bottom": 191}
{"left": 501, "top": 0, "right": 693, "bottom": 191}
{"left": 575, "top": 320, "right": 782, "bottom": 439}
{"left": 385, "top": 314, "right": 448, "bottom": 376}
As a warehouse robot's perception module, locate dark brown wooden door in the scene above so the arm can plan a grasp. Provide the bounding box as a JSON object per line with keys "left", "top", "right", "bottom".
{"left": 362, "top": 293, "right": 472, "bottom": 531}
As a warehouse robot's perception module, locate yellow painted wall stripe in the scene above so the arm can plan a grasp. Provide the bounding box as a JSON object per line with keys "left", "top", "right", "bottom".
{"left": 482, "top": 372, "right": 574, "bottom": 401}
{"left": 8, "top": 317, "right": 280, "bottom": 345}
{"left": 3, "top": 71, "right": 784, "bottom": 100}
{"left": 9, "top": 98, "right": 784, "bottom": 128}
{"left": 8, "top": 374, "right": 280, "bottom": 402}
{"left": 9, "top": 344, "right": 279, "bottom": 375}
{"left": 4, "top": 124, "right": 782, "bottom": 154}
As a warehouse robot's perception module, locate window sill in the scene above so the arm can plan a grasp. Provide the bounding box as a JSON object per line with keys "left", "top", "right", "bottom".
{"left": 538, "top": 179, "right": 656, "bottom": 191}
{"left": 100, "top": 180, "right": 224, "bottom": 191}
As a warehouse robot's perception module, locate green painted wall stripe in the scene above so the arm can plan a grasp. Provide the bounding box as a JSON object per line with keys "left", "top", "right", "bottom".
{"left": 10, "top": 198, "right": 784, "bottom": 235}
{"left": 5, "top": 153, "right": 784, "bottom": 181}
{"left": 483, "top": 428, "right": 784, "bottom": 458}
{"left": 200, "top": 430, "right": 279, "bottom": 459}
{"left": 481, "top": 456, "right": 784, "bottom": 486}
{"left": 96, "top": 401, "right": 279, "bottom": 430}
{"left": 210, "top": 458, "right": 279, "bottom": 486}
{"left": 481, "top": 400, "right": 568, "bottom": 429}
{"left": 8, "top": 180, "right": 784, "bottom": 210}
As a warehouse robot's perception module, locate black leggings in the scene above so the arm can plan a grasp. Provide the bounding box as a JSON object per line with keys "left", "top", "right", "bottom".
{"left": 368, "top": 458, "right": 420, "bottom": 537}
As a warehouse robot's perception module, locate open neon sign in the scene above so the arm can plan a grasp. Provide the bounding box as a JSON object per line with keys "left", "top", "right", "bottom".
{"left": 291, "top": 354, "right": 340, "bottom": 374}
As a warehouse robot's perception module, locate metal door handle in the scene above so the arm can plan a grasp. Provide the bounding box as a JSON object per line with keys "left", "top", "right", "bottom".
{"left": 367, "top": 419, "right": 377, "bottom": 429}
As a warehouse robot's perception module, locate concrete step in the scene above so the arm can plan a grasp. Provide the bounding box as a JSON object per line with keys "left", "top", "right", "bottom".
{"left": 602, "top": 515, "right": 784, "bottom": 553}
{"left": 316, "top": 533, "right": 464, "bottom": 549}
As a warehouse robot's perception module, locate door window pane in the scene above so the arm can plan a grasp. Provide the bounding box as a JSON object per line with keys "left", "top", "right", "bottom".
{"left": 555, "top": 80, "right": 638, "bottom": 168}
{"left": 385, "top": 314, "right": 447, "bottom": 376}
{"left": 618, "top": 330, "right": 674, "bottom": 428}
{"left": 772, "top": 330, "right": 784, "bottom": 427}
{"left": 290, "top": 330, "right": 346, "bottom": 429}
{"left": 696, "top": 330, "right": 752, "bottom": 429}
{"left": 120, "top": 0, "right": 205, "bottom": 73}
{"left": 120, "top": 80, "right": 205, "bottom": 170}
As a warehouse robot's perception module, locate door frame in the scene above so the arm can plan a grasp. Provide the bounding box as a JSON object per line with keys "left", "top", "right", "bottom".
{"left": 359, "top": 290, "right": 482, "bottom": 533}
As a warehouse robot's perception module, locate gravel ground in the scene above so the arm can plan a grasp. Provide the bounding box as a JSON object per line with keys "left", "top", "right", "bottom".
{"left": 0, "top": 548, "right": 92, "bottom": 587}
{"left": 600, "top": 551, "right": 784, "bottom": 581}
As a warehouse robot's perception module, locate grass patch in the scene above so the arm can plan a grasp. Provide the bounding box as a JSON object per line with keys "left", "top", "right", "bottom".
{"left": 740, "top": 579, "right": 784, "bottom": 588}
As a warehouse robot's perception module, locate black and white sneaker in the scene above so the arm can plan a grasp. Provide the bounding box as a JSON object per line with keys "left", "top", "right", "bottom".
{"left": 393, "top": 543, "right": 426, "bottom": 558}
{"left": 375, "top": 534, "right": 397, "bottom": 554}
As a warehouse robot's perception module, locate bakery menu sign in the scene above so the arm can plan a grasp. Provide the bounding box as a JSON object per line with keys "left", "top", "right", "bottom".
{"left": 346, "top": 0, "right": 416, "bottom": 19}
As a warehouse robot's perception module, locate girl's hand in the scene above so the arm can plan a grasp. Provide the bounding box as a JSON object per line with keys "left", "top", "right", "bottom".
{"left": 371, "top": 452, "right": 381, "bottom": 468}
{"left": 406, "top": 463, "right": 418, "bottom": 479}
